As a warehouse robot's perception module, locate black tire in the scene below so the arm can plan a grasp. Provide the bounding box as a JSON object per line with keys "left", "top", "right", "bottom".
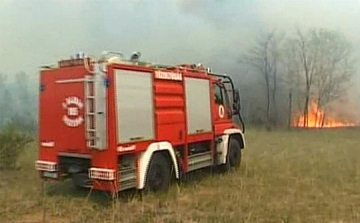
{"left": 220, "top": 138, "right": 242, "bottom": 172}
{"left": 144, "top": 153, "right": 172, "bottom": 192}
{"left": 228, "top": 138, "right": 242, "bottom": 168}
{"left": 72, "top": 173, "right": 92, "bottom": 189}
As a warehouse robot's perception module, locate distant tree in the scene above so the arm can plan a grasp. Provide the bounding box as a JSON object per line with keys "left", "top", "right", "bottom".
{"left": 293, "top": 29, "right": 320, "bottom": 127}
{"left": 241, "top": 30, "right": 283, "bottom": 130}
{"left": 311, "top": 29, "right": 354, "bottom": 126}
{"left": 0, "top": 73, "right": 5, "bottom": 127}
{"left": 0, "top": 124, "right": 33, "bottom": 170}
{"left": 281, "top": 38, "right": 304, "bottom": 128}
{"left": 286, "top": 28, "right": 354, "bottom": 127}
{"left": 0, "top": 75, "right": 15, "bottom": 129}
{"left": 0, "top": 72, "right": 37, "bottom": 132}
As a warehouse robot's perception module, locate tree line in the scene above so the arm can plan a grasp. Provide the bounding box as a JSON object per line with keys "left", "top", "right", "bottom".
{"left": 0, "top": 27, "right": 356, "bottom": 133}
{"left": 239, "top": 27, "right": 355, "bottom": 129}
{"left": 0, "top": 72, "right": 37, "bottom": 132}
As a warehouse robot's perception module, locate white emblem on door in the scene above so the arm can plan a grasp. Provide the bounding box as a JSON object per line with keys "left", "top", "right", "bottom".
{"left": 62, "top": 96, "right": 84, "bottom": 127}
{"left": 219, "top": 105, "right": 225, "bottom": 118}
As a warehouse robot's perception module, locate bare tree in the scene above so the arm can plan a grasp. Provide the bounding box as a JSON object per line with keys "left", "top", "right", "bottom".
{"left": 312, "top": 29, "right": 354, "bottom": 126}
{"left": 0, "top": 72, "right": 38, "bottom": 131}
{"left": 281, "top": 38, "right": 304, "bottom": 128}
{"left": 282, "top": 28, "right": 354, "bottom": 127}
{"left": 241, "top": 30, "right": 282, "bottom": 129}
{"left": 293, "top": 29, "right": 321, "bottom": 127}
{"left": 0, "top": 74, "right": 5, "bottom": 127}
{"left": 237, "top": 27, "right": 354, "bottom": 128}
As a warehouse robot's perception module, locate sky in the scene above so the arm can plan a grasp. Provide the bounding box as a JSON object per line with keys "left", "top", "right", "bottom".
{"left": 1, "top": 0, "right": 359, "bottom": 76}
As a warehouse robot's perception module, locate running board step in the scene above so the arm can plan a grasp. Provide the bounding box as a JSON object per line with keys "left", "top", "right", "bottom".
{"left": 188, "top": 151, "right": 213, "bottom": 172}
{"left": 118, "top": 167, "right": 137, "bottom": 191}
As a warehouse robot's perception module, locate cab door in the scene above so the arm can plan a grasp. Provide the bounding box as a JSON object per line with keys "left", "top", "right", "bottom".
{"left": 212, "top": 82, "right": 234, "bottom": 134}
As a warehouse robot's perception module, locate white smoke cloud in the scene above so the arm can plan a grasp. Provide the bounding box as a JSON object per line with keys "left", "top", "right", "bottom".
{"left": 0, "top": 0, "right": 359, "bottom": 125}
{"left": 0, "top": 0, "right": 359, "bottom": 88}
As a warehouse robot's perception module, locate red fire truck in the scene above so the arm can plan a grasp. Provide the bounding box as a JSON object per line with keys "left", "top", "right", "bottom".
{"left": 35, "top": 51, "right": 246, "bottom": 193}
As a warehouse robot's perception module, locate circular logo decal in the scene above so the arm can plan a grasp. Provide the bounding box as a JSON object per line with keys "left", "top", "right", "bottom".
{"left": 219, "top": 105, "right": 225, "bottom": 118}
{"left": 62, "top": 96, "right": 84, "bottom": 127}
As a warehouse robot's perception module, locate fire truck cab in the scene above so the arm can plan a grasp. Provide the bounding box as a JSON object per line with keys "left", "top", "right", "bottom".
{"left": 35, "top": 51, "right": 246, "bottom": 193}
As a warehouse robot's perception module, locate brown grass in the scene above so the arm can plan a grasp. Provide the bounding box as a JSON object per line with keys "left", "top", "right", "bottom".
{"left": 1, "top": 128, "right": 360, "bottom": 223}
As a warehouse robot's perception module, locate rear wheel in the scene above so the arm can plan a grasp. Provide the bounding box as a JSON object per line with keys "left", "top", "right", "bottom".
{"left": 220, "top": 138, "right": 242, "bottom": 172}
{"left": 144, "top": 153, "right": 172, "bottom": 192}
{"left": 71, "top": 173, "right": 92, "bottom": 189}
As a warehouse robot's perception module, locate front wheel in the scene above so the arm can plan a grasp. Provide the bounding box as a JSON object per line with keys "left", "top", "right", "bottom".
{"left": 220, "top": 138, "right": 242, "bottom": 172}
{"left": 229, "top": 139, "right": 242, "bottom": 168}
{"left": 144, "top": 153, "right": 172, "bottom": 192}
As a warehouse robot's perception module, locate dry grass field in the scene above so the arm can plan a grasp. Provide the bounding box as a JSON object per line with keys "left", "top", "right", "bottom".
{"left": 1, "top": 128, "right": 360, "bottom": 223}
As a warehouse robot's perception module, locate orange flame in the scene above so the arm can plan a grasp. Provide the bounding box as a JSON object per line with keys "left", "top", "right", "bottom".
{"left": 294, "top": 102, "right": 355, "bottom": 128}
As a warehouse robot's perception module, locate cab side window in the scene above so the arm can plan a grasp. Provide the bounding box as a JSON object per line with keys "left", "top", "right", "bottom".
{"left": 214, "top": 83, "right": 232, "bottom": 117}
{"left": 214, "top": 84, "right": 223, "bottom": 105}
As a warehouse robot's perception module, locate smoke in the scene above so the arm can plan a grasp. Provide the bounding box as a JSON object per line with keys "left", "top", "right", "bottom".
{"left": 0, "top": 0, "right": 359, "bottom": 127}
{"left": 0, "top": 0, "right": 259, "bottom": 75}
{"left": 1, "top": 0, "right": 359, "bottom": 73}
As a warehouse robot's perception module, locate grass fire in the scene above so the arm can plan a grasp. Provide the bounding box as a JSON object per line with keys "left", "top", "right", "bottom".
{"left": 294, "top": 101, "right": 356, "bottom": 128}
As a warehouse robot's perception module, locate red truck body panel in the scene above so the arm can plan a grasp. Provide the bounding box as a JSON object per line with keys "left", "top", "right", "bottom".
{"left": 39, "top": 66, "right": 90, "bottom": 163}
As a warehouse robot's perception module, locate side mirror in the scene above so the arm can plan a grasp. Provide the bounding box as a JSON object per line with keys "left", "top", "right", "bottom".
{"left": 234, "top": 89, "right": 240, "bottom": 103}
{"left": 232, "top": 89, "right": 241, "bottom": 113}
